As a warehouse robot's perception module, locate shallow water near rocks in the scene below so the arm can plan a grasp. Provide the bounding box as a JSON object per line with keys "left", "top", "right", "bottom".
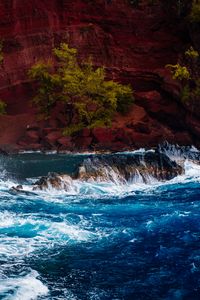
{"left": 0, "top": 150, "right": 200, "bottom": 300}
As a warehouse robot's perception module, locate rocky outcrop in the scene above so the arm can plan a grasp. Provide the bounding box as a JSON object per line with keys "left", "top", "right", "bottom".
{"left": 76, "top": 151, "right": 183, "bottom": 182}
{"left": 9, "top": 150, "right": 184, "bottom": 193}
{"left": 0, "top": 0, "right": 199, "bottom": 152}
{"left": 33, "top": 172, "right": 73, "bottom": 191}
{"left": 158, "top": 143, "right": 200, "bottom": 163}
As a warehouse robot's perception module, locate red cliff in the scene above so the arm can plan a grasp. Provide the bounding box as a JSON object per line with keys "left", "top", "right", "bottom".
{"left": 0, "top": 0, "right": 199, "bottom": 152}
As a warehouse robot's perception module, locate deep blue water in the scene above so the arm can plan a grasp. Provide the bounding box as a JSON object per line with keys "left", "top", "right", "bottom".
{"left": 0, "top": 152, "right": 200, "bottom": 300}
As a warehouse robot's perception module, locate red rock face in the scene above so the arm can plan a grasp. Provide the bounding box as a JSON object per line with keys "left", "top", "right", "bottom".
{"left": 0, "top": 0, "right": 198, "bottom": 152}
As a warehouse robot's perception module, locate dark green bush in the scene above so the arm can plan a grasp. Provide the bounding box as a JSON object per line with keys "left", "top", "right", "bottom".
{"left": 167, "top": 46, "right": 200, "bottom": 104}
{"left": 29, "top": 43, "right": 134, "bottom": 134}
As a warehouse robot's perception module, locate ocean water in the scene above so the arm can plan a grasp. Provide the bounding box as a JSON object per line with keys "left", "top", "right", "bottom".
{"left": 0, "top": 149, "right": 200, "bottom": 300}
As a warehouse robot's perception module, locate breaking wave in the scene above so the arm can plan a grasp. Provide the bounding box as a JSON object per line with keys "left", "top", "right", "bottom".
{"left": 0, "top": 270, "right": 48, "bottom": 300}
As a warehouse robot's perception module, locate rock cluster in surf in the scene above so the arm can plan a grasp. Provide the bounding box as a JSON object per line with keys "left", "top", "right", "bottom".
{"left": 76, "top": 152, "right": 183, "bottom": 183}
{"left": 33, "top": 172, "right": 73, "bottom": 191}
{"left": 23, "top": 151, "right": 184, "bottom": 192}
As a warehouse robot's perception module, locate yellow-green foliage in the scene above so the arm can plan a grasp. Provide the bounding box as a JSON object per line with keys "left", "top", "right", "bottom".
{"left": 166, "top": 64, "right": 191, "bottom": 81}
{"left": 185, "top": 46, "right": 199, "bottom": 59}
{"left": 29, "top": 43, "right": 134, "bottom": 133}
{"left": 189, "top": 0, "right": 200, "bottom": 23}
{"left": 0, "top": 100, "right": 6, "bottom": 115}
{"left": 28, "top": 62, "right": 61, "bottom": 116}
{"left": 167, "top": 46, "right": 200, "bottom": 104}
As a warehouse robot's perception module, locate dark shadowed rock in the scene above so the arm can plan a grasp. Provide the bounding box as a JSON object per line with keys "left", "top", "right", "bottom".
{"left": 76, "top": 151, "right": 183, "bottom": 182}
{"left": 0, "top": 148, "right": 9, "bottom": 156}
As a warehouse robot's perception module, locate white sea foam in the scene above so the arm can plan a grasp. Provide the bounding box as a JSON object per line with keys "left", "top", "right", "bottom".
{"left": 184, "top": 159, "right": 200, "bottom": 177}
{"left": 116, "top": 148, "right": 155, "bottom": 155}
{"left": 0, "top": 270, "right": 48, "bottom": 300}
{"left": 0, "top": 211, "right": 98, "bottom": 258}
{"left": 158, "top": 142, "right": 200, "bottom": 163}
{"left": 164, "top": 160, "right": 200, "bottom": 187}
{"left": 18, "top": 150, "right": 42, "bottom": 154}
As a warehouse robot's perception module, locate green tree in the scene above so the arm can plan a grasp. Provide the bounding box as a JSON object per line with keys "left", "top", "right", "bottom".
{"left": 29, "top": 43, "right": 134, "bottom": 134}
{"left": 28, "top": 62, "right": 62, "bottom": 117}
{"left": 166, "top": 46, "right": 200, "bottom": 103}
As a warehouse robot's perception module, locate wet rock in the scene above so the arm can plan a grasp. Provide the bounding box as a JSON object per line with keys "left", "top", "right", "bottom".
{"left": 76, "top": 151, "right": 183, "bottom": 182}
{"left": 158, "top": 142, "right": 200, "bottom": 162}
{"left": 11, "top": 185, "right": 23, "bottom": 192}
{"left": 10, "top": 185, "right": 37, "bottom": 196}
{"left": 33, "top": 172, "right": 73, "bottom": 191}
{"left": 0, "top": 148, "right": 9, "bottom": 156}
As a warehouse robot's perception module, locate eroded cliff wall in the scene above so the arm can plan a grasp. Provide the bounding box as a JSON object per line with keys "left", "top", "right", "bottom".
{"left": 0, "top": 0, "right": 199, "bottom": 152}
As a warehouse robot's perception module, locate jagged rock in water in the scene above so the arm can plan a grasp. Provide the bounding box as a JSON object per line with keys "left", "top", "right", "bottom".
{"left": 76, "top": 152, "right": 183, "bottom": 183}
{"left": 33, "top": 172, "right": 73, "bottom": 191}
{"left": 158, "top": 143, "right": 200, "bottom": 163}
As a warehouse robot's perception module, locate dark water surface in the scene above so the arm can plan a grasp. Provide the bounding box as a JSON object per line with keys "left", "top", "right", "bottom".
{"left": 0, "top": 152, "right": 200, "bottom": 300}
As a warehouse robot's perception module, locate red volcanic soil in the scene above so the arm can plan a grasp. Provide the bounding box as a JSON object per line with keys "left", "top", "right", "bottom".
{"left": 0, "top": 0, "right": 199, "bottom": 153}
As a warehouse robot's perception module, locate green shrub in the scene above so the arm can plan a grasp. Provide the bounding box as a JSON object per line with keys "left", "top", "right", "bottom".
{"left": 185, "top": 46, "right": 199, "bottom": 59}
{"left": 166, "top": 64, "right": 191, "bottom": 81}
{"left": 167, "top": 46, "right": 200, "bottom": 104}
{"left": 28, "top": 62, "right": 60, "bottom": 116}
{"left": 29, "top": 43, "right": 134, "bottom": 134}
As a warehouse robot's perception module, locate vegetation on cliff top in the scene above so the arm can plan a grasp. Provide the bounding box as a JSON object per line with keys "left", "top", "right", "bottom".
{"left": 167, "top": 46, "right": 200, "bottom": 104}
{"left": 29, "top": 43, "right": 134, "bottom": 135}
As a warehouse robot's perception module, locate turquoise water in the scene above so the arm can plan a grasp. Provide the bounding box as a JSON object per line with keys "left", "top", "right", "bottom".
{"left": 0, "top": 151, "right": 200, "bottom": 299}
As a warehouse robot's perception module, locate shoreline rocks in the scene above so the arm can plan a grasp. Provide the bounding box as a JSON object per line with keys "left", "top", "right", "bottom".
{"left": 32, "top": 172, "right": 73, "bottom": 191}
{"left": 75, "top": 151, "right": 183, "bottom": 182}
